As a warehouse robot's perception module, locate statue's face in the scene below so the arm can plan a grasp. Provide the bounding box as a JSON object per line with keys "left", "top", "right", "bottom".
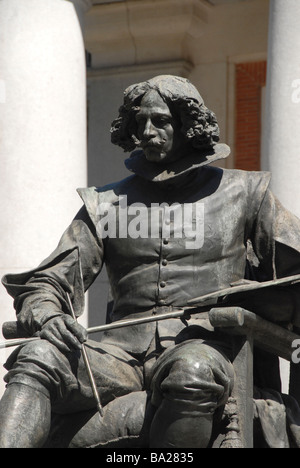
{"left": 135, "top": 90, "right": 183, "bottom": 164}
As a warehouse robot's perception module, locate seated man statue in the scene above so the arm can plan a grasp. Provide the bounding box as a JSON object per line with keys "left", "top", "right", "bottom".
{"left": 1, "top": 75, "right": 300, "bottom": 448}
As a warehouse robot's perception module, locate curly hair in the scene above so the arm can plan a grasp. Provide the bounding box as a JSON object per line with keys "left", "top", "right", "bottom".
{"left": 110, "top": 75, "right": 220, "bottom": 153}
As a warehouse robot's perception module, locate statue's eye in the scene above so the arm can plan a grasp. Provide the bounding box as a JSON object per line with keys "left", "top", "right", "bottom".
{"left": 153, "top": 116, "right": 170, "bottom": 127}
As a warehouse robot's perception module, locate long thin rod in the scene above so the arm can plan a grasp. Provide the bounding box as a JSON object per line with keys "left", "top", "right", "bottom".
{"left": 66, "top": 294, "right": 104, "bottom": 418}
{"left": 0, "top": 309, "right": 186, "bottom": 350}
{"left": 3, "top": 272, "right": 300, "bottom": 350}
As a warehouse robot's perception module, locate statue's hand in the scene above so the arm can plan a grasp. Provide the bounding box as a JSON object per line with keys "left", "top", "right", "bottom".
{"left": 40, "top": 315, "right": 88, "bottom": 353}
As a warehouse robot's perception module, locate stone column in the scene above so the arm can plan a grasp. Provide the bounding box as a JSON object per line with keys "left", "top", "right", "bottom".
{"left": 70, "top": 0, "right": 93, "bottom": 34}
{"left": 262, "top": 0, "right": 300, "bottom": 392}
{"left": 262, "top": 0, "right": 300, "bottom": 218}
{"left": 0, "top": 0, "right": 88, "bottom": 395}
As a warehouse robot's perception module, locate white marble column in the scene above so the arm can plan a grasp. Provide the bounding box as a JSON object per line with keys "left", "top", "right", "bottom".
{"left": 262, "top": 0, "right": 300, "bottom": 218}
{"left": 70, "top": 0, "right": 93, "bottom": 34}
{"left": 0, "top": 0, "right": 88, "bottom": 395}
{"left": 262, "top": 0, "right": 300, "bottom": 393}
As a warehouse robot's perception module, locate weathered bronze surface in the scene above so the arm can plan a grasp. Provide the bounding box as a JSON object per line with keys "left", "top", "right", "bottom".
{"left": 1, "top": 75, "right": 300, "bottom": 448}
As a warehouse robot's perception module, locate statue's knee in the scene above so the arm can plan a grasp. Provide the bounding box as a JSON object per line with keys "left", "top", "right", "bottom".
{"left": 151, "top": 342, "right": 234, "bottom": 411}
{"left": 149, "top": 351, "right": 223, "bottom": 448}
{"left": 16, "top": 339, "right": 61, "bottom": 364}
{"left": 4, "top": 339, "right": 67, "bottom": 393}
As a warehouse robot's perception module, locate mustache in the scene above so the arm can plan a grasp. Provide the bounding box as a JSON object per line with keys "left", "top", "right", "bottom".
{"left": 139, "top": 139, "right": 166, "bottom": 149}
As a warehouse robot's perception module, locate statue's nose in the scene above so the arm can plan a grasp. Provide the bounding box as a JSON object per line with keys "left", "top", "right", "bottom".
{"left": 143, "top": 118, "right": 157, "bottom": 139}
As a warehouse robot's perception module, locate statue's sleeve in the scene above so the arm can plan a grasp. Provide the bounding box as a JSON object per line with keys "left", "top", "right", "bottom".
{"left": 248, "top": 187, "right": 300, "bottom": 325}
{"left": 1, "top": 205, "right": 104, "bottom": 335}
{"left": 252, "top": 188, "right": 300, "bottom": 279}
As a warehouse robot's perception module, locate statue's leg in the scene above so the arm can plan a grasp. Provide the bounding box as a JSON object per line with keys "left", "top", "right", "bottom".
{"left": 0, "top": 383, "right": 51, "bottom": 448}
{"left": 46, "top": 390, "right": 155, "bottom": 448}
{"left": 0, "top": 339, "right": 144, "bottom": 448}
{"left": 0, "top": 339, "right": 61, "bottom": 448}
{"left": 149, "top": 340, "right": 234, "bottom": 448}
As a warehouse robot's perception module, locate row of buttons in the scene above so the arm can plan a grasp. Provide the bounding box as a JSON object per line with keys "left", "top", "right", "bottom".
{"left": 161, "top": 236, "right": 169, "bottom": 283}
{"left": 157, "top": 237, "right": 169, "bottom": 306}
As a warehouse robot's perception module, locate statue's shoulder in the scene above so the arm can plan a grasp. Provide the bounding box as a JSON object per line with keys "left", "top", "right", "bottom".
{"left": 76, "top": 175, "right": 136, "bottom": 224}
{"left": 218, "top": 167, "right": 271, "bottom": 194}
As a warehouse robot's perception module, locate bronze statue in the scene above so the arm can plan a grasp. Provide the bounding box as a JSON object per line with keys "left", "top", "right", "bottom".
{"left": 1, "top": 75, "right": 300, "bottom": 448}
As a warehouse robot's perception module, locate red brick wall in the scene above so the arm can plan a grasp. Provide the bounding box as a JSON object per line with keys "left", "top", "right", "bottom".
{"left": 235, "top": 61, "right": 267, "bottom": 171}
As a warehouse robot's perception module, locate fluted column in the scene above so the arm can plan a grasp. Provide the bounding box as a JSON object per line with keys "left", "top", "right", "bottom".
{"left": 0, "top": 0, "right": 88, "bottom": 395}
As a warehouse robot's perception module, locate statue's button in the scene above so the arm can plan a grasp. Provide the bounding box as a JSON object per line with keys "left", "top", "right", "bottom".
{"left": 162, "top": 259, "right": 168, "bottom": 266}
{"left": 157, "top": 299, "right": 166, "bottom": 306}
{"left": 160, "top": 281, "right": 166, "bottom": 288}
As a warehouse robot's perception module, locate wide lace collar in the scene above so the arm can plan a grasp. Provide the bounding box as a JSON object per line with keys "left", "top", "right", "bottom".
{"left": 124, "top": 143, "right": 230, "bottom": 185}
